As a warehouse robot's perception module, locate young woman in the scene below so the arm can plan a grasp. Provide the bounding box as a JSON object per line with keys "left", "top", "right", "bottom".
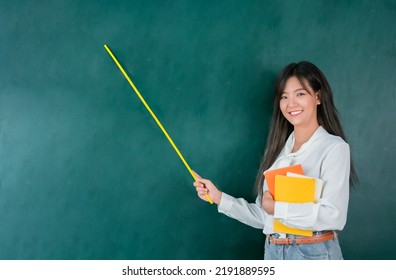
{"left": 193, "top": 61, "right": 357, "bottom": 260}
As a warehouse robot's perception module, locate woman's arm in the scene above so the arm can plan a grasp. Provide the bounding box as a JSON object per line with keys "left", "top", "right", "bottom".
{"left": 193, "top": 171, "right": 266, "bottom": 229}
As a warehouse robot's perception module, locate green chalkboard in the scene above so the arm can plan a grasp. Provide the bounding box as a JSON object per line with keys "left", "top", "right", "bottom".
{"left": 1, "top": 0, "right": 395, "bottom": 259}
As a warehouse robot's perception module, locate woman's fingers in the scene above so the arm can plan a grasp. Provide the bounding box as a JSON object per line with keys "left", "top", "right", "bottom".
{"left": 192, "top": 171, "right": 221, "bottom": 204}
{"left": 192, "top": 170, "right": 202, "bottom": 180}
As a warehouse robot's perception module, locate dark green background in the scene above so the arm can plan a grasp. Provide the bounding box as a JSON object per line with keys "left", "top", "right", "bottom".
{"left": 1, "top": 0, "right": 395, "bottom": 259}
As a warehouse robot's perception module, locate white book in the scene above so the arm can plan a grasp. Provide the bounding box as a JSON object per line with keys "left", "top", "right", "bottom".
{"left": 286, "top": 172, "right": 323, "bottom": 203}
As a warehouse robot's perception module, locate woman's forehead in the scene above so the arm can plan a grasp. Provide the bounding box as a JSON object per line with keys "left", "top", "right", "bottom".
{"left": 283, "top": 76, "right": 313, "bottom": 93}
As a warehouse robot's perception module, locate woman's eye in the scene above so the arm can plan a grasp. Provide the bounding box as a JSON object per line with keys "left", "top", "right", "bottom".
{"left": 281, "top": 95, "right": 287, "bottom": 99}
{"left": 296, "top": 92, "right": 306, "bottom": 96}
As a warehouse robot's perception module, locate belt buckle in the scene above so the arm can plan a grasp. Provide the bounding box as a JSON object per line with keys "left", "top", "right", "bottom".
{"left": 268, "top": 234, "right": 281, "bottom": 245}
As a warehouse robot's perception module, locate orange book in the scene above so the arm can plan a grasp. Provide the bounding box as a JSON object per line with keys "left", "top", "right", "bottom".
{"left": 263, "top": 164, "right": 304, "bottom": 198}
{"left": 273, "top": 175, "right": 315, "bottom": 236}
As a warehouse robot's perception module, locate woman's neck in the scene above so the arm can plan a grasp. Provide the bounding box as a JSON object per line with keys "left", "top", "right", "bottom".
{"left": 292, "top": 124, "right": 320, "bottom": 153}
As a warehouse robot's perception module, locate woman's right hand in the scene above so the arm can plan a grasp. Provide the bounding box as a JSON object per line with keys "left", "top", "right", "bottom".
{"left": 193, "top": 171, "right": 222, "bottom": 205}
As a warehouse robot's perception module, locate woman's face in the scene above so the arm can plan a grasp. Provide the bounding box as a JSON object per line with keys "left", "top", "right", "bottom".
{"left": 279, "top": 76, "right": 320, "bottom": 129}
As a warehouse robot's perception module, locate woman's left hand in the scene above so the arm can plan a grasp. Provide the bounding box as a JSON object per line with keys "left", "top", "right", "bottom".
{"left": 262, "top": 191, "right": 275, "bottom": 215}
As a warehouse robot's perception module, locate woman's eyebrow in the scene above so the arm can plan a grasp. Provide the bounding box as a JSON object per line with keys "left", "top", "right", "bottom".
{"left": 282, "top": 87, "right": 307, "bottom": 94}
{"left": 293, "top": 87, "right": 307, "bottom": 92}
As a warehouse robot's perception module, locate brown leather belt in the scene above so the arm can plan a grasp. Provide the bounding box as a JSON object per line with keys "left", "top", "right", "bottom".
{"left": 269, "top": 231, "right": 338, "bottom": 245}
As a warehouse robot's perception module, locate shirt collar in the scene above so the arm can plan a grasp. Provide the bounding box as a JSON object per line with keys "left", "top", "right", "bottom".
{"left": 270, "top": 126, "right": 326, "bottom": 168}
{"left": 284, "top": 126, "right": 326, "bottom": 156}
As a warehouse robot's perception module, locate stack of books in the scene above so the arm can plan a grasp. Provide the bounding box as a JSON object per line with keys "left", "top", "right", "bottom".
{"left": 264, "top": 164, "right": 323, "bottom": 236}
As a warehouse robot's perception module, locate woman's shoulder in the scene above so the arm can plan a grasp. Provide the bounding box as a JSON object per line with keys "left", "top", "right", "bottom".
{"left": 316, "top": 127, "right": 349, "bottom": 149}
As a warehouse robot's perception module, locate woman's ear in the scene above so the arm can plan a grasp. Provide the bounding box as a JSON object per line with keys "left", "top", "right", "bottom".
{"left": 316, "top": 90, "right": 321, "bottom": 105}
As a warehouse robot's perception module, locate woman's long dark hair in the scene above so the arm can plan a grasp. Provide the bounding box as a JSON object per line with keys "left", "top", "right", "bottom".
{"left": 254, "top": 61, "right": 358, "bottom": 194}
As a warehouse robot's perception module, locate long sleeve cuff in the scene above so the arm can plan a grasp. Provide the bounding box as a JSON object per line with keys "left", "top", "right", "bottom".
{"left": 218, "top": 192, "right": 234, "bottom": 214}
{"left": 217, "top": 192, "right": 265, "bottom": 229}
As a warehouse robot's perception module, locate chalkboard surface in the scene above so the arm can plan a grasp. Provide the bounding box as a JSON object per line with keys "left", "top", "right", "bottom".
{"left": 1, "top": 0, "right": 395, "bottom": 259}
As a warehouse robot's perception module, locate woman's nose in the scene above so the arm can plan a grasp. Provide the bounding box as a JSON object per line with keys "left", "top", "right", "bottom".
{"left": 287, "top": 95, "right": 297, "bottom": 107}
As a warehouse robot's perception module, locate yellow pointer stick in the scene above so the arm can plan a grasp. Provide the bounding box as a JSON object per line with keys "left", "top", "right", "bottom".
{"left": 104, "top": 44, "right": 213, "bottom": 204}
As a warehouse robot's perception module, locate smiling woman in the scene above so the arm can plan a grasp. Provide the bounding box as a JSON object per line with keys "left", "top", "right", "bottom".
{"left": 279, "top": 77, "right": 321, "bottom": 152}
{"left": 193, "top": 61, "right": 358, "bottom": 260}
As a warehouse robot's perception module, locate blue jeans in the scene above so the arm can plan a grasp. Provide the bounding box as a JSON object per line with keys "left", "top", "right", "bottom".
{"left": 264, "top": 231, "right": 343, "bottom": 260}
